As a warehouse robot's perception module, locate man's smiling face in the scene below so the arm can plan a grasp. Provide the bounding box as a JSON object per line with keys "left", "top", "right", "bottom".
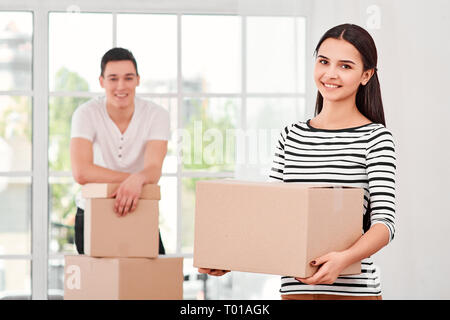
{"left": 99, "top": 60, "right": 140, "bottom": 110}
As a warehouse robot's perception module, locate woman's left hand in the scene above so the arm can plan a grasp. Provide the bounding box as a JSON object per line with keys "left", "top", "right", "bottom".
{"left": 295, "top": 251, "right": 350, "bottom": 285}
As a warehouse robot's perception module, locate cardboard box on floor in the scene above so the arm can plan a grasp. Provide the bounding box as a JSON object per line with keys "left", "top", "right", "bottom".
{"left": 84, "top": 198, "right": 159, "bottom": 258}
{"left": 193, "top": 180, "right": 364, "bottom": 278}
{"left": 64, "top": 255, "right": 183, "bottom": 300}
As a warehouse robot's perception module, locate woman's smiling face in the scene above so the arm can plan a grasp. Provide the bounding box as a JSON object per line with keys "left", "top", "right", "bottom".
{"left": 314, "top": 37, "right": 373, "bottom": 103}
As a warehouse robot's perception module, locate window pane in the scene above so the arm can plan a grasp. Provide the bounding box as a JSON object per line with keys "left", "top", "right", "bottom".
{"left": 182, "top": 98, "right": 239, "bottom": 172}
{"left": 182, "top": 177, "right": 229, "bottom": 254}
{"left": 247, "top": 17, "right": 296, "bottom": 93}
{"left": 242, "top": 98, "right": 305, "bottom": 177}
{"left": 49, "top": 176, "right": 79, "bottom": 254}
{"left": 183, "top": 258, "right": 232, "bottom": 300}
{"left": 204, "top": 267, "right": 232, "bottom": 299}
{"left": 0, "top": 260, "right": 31, "bottom": 300}
{"left": 49, "top": 96, "right": 90, "bottom": 172}
{"left": 246, "top": 97, "right": 305, "bottom": 129}
{"left": 0, "top": 177, "right": 31, "bottom": 255}
{"left": 0, "top": 96, "right": 31, "bottom": 171}
{"left": 229, "top": 272, "right": 280, "bottom": 299}
{"left": 0, "top": 12, "right": 32, "bottom": 91}
{"left": 159, "top": 176, "right": 177, "bottom": 254}
{"left": 49, "top": 13, "right": 113, "bottom": 92}
{"left": 141, "top": 97, "right": 177, "bottom": 174}
{"left": 117, "top": 14, "right": 177, "bottom": 93}
{"left": 181, "top": 177, "right": 199, "bottom": 254}
{"left": 182, "top": 15, "right": 241, "bottom": 93}
{"left": 297, "top": 17, "right": 306, "bottom": 94}
{"left": 183, "top": 257, "right": 208, "bottom": 300}
{"left": 48, "top": 259, "right": 64, "bottom": 300}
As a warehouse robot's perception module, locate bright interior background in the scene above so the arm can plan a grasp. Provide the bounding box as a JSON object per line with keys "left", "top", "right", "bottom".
{"left": 0, "top": 0, "right": 449, "bottom": 300}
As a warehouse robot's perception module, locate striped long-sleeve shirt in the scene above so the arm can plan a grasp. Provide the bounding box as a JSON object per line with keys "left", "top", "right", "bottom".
{"left": 269, "top": 119, "right": 396, "bottom": 296}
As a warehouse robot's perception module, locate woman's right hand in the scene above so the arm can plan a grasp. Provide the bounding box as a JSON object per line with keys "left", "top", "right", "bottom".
{"left": 198, "top": 268, "right": 230, "bottom": 276}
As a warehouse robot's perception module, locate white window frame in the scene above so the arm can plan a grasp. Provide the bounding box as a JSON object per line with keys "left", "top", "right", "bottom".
{"left": 0, "top": 0, "right": 312, "bottom": 300}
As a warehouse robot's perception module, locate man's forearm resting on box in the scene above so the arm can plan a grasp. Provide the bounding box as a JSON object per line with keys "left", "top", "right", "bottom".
{"left": 70, "top": 138, "right": 166, "bottom": 185}
{"left": 70, "top": 137, "right": 129, "bottom": 185}
{"left": 73, "top": 163, "right": 131, "bottom": 185}
{"left": 71, "top": 138, "right": 167, "bottom": 215}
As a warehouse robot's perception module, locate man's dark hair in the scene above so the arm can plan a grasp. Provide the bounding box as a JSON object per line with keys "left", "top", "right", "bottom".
{"left": 100, "top": 47, "right": 139, "bottom": 77}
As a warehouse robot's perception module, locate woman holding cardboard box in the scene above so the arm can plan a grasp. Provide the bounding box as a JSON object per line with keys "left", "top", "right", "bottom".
{"left": 200, "top": 24, "right": 396, "bottom": 300}
{"left": 70, "top": 48, "right": 169, "bottom": 255}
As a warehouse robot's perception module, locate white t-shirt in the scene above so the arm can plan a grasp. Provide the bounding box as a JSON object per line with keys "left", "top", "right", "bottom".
{"left": 71, "top": 96, "right": 170, "bottom": 209}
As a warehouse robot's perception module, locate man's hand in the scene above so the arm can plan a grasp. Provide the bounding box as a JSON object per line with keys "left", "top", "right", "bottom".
{"left": 112, "top": 173, "right": 146, "bottom": 216}
{"left": 110, "top": 140, "right": 168, "bottom": 217}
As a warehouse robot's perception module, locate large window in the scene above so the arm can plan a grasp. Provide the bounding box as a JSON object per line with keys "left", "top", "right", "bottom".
{"left": 0, "top": 6, "right": 307, "bottom": 300}
{"left": 0, "top": 11, "right": 33, "bottom": 299}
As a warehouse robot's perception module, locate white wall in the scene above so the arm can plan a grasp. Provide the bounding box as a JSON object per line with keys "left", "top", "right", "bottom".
{"left": 304, "top": 0, "right": 450, "bottom": 299}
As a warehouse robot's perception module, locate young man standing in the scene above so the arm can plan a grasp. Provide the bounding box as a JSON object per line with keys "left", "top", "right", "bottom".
{"left": 70, "top": 47, "right": 170, "bottom": 254}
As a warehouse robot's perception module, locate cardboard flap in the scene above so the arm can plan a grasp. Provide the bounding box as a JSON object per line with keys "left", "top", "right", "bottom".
{"left": 82, "top": 183, "right": 161, "bottom": 200}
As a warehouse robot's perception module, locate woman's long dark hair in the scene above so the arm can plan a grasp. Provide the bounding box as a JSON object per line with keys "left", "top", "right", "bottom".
{"left": 314, "top": 24, "right": 386, "bottom": 127}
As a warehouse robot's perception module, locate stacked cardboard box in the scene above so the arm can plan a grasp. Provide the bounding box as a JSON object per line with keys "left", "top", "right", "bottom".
{"left": 64, "top": 183, "right": 183, "bottom": 300}
{"left": 194, "top": 180, "right": 363, "bottom": 278}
